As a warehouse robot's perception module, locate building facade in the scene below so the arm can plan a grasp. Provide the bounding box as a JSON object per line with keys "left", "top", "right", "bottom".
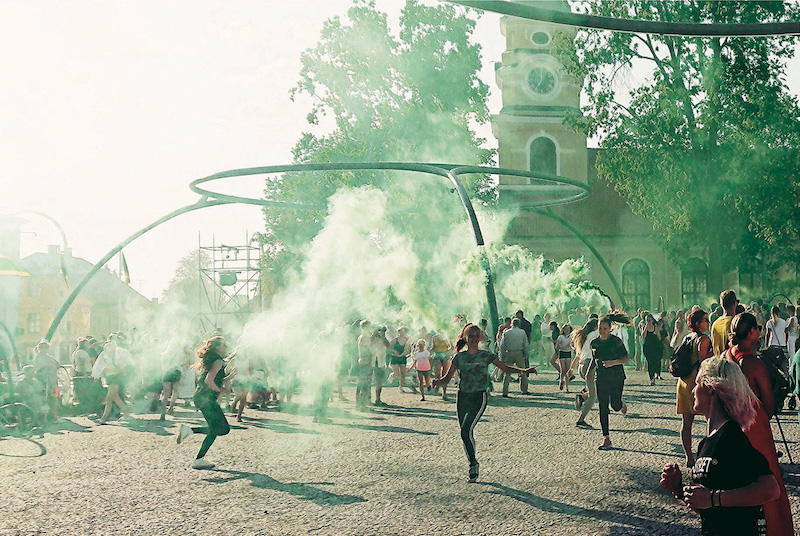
{"left": 491, "top": 3, "right": 718, "bottom": 312}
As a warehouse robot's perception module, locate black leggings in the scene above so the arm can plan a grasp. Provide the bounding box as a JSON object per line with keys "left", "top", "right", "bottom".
{"left": 596, "top": 373, "right": 624, "bottom": 436}
{"left": 193, "top": 400, "right": 230, "bottom": 459}
{"left": 645, "top": 351, "right": 661, "bottom": 380}
{"left": 456, "top": 391, "right": 488, "bottom": 467}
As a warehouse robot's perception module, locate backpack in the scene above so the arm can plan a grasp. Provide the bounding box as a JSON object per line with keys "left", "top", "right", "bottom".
{"left": 758, "top": 346, "right": 793, "bottom": 416}
{"left": 669, "top": 332, "right": 699, "bottom": 379}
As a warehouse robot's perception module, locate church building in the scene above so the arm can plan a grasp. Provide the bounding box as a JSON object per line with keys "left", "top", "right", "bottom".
{"left": 491, "top": 2, "right": 720, "bottom": 312}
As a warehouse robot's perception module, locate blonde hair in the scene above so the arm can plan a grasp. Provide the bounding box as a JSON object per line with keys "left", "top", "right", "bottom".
{"left": 696, "top": 357, "right": 759, "bottom": 430}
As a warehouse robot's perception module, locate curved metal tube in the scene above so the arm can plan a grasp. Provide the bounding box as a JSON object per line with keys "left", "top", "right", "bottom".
{"left": 12, "top": 210, "right": 71, "bottom": 287}
{"left": 44, "top": 198, "right": 231, "bottom": 341}
{"left": 535, "top": 207, "right": 628, "bottom": 312}
{"left": 47, "top": 163, "right": 589, "bottom": 345}
{"left": 450, "top": 1, "right": 800, "bottom": 37}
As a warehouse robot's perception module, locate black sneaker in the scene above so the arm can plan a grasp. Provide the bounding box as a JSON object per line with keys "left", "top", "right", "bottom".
{"left": 468, "top": 463, "right": 479, "bottom": 483}
{"left": 575, "top": 420, "right": 594, "bottom": 430}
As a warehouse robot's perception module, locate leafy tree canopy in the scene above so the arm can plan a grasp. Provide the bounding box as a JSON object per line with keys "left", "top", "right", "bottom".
{"left": 563, "top": 0, "right": 800, "bottom": 291}
{"left": 262, "top": 0, "right": 494, "bottom": 289}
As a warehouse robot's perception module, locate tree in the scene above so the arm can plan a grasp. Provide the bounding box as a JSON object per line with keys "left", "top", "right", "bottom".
{"left": 161, "top": 249, "right": 211, "bottom": 311}
{"left": 564, "top": 0, "right": 800, "bottom": 294}
{"left": 262, "top": 0, "right": 494, "bottom": 289}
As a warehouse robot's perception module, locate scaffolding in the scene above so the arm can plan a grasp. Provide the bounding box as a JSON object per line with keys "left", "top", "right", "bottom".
{"left": 196, "top": 233, "right": 262, "bottom": 333}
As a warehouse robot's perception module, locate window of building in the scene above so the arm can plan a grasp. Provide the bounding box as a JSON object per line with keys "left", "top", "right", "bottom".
{"left": 531, "top": 31, "right": 550, "bottom": 46}
{"left": 621, "top": 258, "right": 650, "bottom": 311}
{"left": 529, "top": 137, "right": 557, "bottom": 177}
{"left": 29, "top": 280, "right": 41, "bottom": 298}
{"left": 681, "top": 257, "right": 708, "bottom": 307}
{"left": 27, "top": 313, "right": 41, "bottom": 334}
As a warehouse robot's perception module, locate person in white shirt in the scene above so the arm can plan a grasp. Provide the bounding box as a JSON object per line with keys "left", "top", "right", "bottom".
{"left": 785, "top": 305, "right": 798, "bottom": 358}
{"left": 765, "top": 305, "right": 788, "bottom": 349}
{"left": 498, "top": 318, "right": 530, "bottom": 397}
{"left": 571, "top": 317, "right": 599, "bottom": 429}
{"left": 555, "top": 325, "right": 574, "bottom": 392}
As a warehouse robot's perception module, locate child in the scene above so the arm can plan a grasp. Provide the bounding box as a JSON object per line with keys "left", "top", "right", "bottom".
{"left": 410, "top": 339, "right": 432, "bottom": 401}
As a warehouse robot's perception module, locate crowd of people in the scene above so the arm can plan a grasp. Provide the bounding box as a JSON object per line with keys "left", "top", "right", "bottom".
{"left": 1, "top": 290, "right": 798, "bottom": 535}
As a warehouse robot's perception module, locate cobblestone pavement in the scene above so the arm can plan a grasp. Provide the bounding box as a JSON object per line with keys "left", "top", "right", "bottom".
{"left": 1, "top": 368, "right": 799, "bottom": 536}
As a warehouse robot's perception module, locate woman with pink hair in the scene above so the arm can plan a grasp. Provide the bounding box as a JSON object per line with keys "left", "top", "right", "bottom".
{"left": 661, "top": 357, "right": 779, "bottom": 535}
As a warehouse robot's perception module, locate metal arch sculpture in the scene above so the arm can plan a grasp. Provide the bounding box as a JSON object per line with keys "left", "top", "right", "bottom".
{"left": 46, "top": 163, "right": 588, "bottom": 344}
{"left": 450, "top": 1, "right": 800, "bottom": 37}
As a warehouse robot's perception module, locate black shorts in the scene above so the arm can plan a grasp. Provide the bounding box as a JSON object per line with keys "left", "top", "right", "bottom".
{"left": 162, "top": 368, "right": 182, "bottom": 383}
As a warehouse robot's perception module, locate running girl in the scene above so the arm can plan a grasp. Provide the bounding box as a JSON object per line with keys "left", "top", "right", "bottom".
{"left": 410, "top": 339, "right": 432, "bottom": 401}
{"left": 433, "top": 324, "right": 536, "bottom": 483}
{"left": 176, "top": 336, "right": 237, "bottom": 469}
{"left": 592, "top": 312, "right": 632, "bottom": 451}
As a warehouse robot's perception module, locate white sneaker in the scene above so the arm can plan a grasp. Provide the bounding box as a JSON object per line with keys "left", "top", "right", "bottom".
{"left": 399, "top": 386, "right": 405, "bottom": 393}
{"left": 191, "top": 458, "right": 215, "bottom": 470}
{"left": 176, "top": 424, "right": 192, "bottom": 444}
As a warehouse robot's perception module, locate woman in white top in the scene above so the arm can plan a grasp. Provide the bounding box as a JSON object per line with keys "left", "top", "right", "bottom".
{"left": 786, "top": 305, "right": 798, "bottom": 358}
{"left": 555, "top": 325, "right": 574, "bottom": 392}
{"left": 571, "top": 318, "right": 599, "bottom": 429}
{"left": 765, "top": 305, "right": 787, "bottom": 350}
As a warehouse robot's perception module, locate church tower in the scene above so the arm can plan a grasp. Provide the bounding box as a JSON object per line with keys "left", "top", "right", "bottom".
{"left": 491, "top": 0, "right": 587, "bottom": 207}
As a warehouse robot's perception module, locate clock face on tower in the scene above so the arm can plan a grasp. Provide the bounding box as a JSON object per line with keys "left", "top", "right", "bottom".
{"left": 527, "top": 66, "right": 556, "bottom": 96}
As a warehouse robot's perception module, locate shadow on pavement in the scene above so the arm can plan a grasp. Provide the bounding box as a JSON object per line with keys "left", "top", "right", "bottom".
{"left": 370, "top": 405, "right": 456, "bottom": 421}
{"left": 39, "top": 417, "right": 94, "bottom": 436}
{"left": 239, "top": 418, "right": 321, "bottom": 435}
{"left": 204, "top": 469, "right": 366, "bottom": 506}
{"left": 482, "top": 482, "right": 698, "bottom": 534}
{"left": 331, "top": 421, "right": 437, "bottom": 436}
{"left": 0, "top": 437, "right": 47, "bottom": 457}
{"left": 118, "top": 417, "right": 175, "bottom": 437}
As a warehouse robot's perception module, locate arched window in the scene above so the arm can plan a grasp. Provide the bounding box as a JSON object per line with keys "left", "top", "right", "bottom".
{"left": 681, "top": 257, "right": 708, "bottom": 307}
{"left": 529, "top": 137, "right": 557, "bottom": 177}
{"left": 621, "top": 258, "right": 650, "bottom": 311}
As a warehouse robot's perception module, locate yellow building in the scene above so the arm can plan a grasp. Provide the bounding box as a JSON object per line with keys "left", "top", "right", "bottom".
{"left": 18, "top": 245, "right": 155, "bottom": 362}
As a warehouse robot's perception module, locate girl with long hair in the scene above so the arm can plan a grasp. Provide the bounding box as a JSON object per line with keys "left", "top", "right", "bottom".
{"left": 723, "top": 313, "right": 793, "bottom": 536}
{"left": 555, "top": 324, "right": 574, "bottom": 392}
{"left": 571, "top": 317, "right": 599, "bottom": 429}
{"left": 592, "top": 311, "right": 631, "bottom": 450}
{"left": 661, "top": 357, "right": 780, "bottom": 536}
{"left": 176, "top": 336, "right": 237, "bottom": 470}
{"left": 433, "top": 324, "right": 535, "bottom": 483}
{"left": 641, "top": 313, "right": 663, "bottom": 385}
{"left": 675, "top": 309, "right": 713, "bottom": 468}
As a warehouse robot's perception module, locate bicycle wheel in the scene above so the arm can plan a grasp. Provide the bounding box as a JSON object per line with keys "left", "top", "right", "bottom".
{"left": 57, "top": 366, "right": 73, "bottom": 406}
{"left": 0, "top": 403, "right": 35, "bottom": 438}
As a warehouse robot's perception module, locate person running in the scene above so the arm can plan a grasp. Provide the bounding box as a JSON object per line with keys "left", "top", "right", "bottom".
{"left": 676, "top": 309, "right": 713, "bottom": 468}
{"left": 660, "top": 357, "right": 780, "bottom": 536}
{"left": 429, "top": 330, "right": 452, "bottom": 401}
{"left": 572, "top": 317, "right": 599, "bottom": 429}
{"left": 555, "top": 324, "right": 574, "bottom": 392}
{"left": 176, "top": 336, "right": 236, "bottom": 470}
{"left": 93, "top": 341, "right": 130, "bottom": 425}
{"left": 409, "top": 339, "right": 432, "bottom": 401}
{"left": 389, "top": 327, "right": 412, "bottom": 393}
{"left": 593, "top": 312, "right": 632, "bottom": 451}
{"left": 724, "top": 313, "right": 794, "bottom": 536}
{"left": 433, "top": 324, "right": 536, "bottom": 483}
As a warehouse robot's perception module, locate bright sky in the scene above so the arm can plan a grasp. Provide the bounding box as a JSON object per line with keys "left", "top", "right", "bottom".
{"left": 1, "top": 1, "right": 798, "bottom": 299}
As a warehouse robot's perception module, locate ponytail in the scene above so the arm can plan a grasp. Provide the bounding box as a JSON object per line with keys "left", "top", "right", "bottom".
{"left": 571, "top": 318, "right": 598, "bottom": 355}
{"left": 599, "top": 310, "right": 632, "bottom": 327}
